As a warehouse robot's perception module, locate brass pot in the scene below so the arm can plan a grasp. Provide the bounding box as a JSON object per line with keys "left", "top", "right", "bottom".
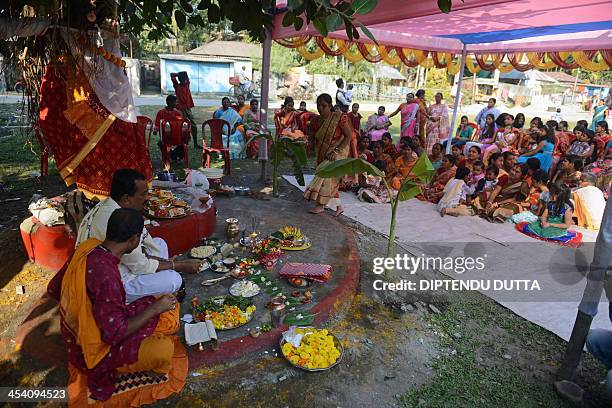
{"left": 225, "top": 218, "right": 240, "bottom": 241}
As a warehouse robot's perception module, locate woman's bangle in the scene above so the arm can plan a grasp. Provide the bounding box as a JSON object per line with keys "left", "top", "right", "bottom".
{"left": 171, "top": 260, "right": 176, "bottom": 270}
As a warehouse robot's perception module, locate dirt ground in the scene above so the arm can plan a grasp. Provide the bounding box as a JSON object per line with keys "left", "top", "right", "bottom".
{"left": 0, "top": 146, "right": 610, "bottom": 407}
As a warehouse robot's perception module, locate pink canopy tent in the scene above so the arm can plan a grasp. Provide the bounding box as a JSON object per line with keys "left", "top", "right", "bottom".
{"left": 273, "top": 0, "right": 612, "bottom": 53}
{"left": 257, "top": 0, "right": 612, "bottom": 154}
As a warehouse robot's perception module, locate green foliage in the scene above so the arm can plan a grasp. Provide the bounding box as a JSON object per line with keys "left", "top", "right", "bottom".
{"left": 316, "top": 153, "right": 433, "bottom": 261}
{"left": 244, "top": 127, "right": 307, "bottom": 196}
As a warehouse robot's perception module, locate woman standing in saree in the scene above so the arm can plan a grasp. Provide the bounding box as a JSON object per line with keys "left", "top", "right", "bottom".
{"left": 389, "top": 93, "right": 419, "bottom": 141}
{"left": 213, "top": 97, "right": 246, "bottom": 159}
{"left": 416, "top": 89, "right": 429, "bottom": 146}
{"left": 590, "top": 99, "right": 608, "bottom": 132}
{"left": 425, "top": 93, "right": 450, "bottom": 153}
{"left": 304, "top": 94, "right": 353, "bottom": 216}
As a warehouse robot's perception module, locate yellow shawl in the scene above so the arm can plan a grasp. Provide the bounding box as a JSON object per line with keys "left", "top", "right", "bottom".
{"left": 60, "top": 238, "right": 110, "bottom": 369}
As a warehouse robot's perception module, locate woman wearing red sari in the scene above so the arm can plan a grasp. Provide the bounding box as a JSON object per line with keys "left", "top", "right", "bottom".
{"left": 274, "top": 96, "right": 306, "bottom": 141}
{"left": 304, "top": 94, "right": 353, "bottom": 216}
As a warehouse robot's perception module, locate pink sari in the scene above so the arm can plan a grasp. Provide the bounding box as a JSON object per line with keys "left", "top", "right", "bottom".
{"left": 425, "top": 103, "right": 449, "bottom": 153}
{"left": 400, "top": 102, "right": 419, "bottom": 138}
{"left": 366, "top": 114, "right": 390, "bottom": 141}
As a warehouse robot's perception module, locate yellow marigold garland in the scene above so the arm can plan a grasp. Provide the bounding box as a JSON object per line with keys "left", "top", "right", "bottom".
{"left": 573, "top": 51, "right": 609, "bottom": 71}
{"left": 377, "top": 45, "right": 401, "bottom": 66}
{"left": 296, "top": 45, "right": 324, "bottom": 61}
{"left": 343, "top": 44, "right": 364, "bottom": 63}
{"left": 526, "top": 52, "right": 556, "bottom": 69}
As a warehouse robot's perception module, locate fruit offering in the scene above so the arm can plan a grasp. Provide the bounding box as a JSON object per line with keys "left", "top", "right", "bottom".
{"left": 281, "top": 328, "right": 342, "bottom": 370}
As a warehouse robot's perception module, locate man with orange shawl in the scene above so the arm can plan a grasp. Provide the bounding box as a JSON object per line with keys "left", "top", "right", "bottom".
{"left": 48, "top": 209, "right": 186, "bottom": 403}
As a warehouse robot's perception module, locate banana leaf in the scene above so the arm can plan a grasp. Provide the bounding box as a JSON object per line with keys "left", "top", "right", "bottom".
{"left": 315, "top": 157, "right": 384, "bottom": 179}
{"left": 283, "top": 138, "right": 308, "bottom": 166}
{"left": 397, "top": 180, "right": 421, "bottom": 202}
{"left": 409, "top": 153, "right": 435, "bottom": 184}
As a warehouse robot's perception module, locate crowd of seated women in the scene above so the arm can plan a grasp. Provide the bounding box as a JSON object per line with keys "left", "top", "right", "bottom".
{"left": 343, "top": 111, "right": 610, "bottom": 241}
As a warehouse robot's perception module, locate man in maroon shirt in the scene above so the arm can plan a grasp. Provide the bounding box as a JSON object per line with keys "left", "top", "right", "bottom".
{"left": 50, "top": 208, "right": 181, "bottom": 401}
{"left": 170, "top": 72, "right": 201, "bottom": 148}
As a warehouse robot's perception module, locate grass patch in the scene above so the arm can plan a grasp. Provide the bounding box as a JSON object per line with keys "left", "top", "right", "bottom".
{"left": 399, "top": 297, "right": 575, "bottom": 408}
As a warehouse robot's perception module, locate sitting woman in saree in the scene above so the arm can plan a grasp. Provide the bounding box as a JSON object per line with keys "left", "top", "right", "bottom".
{"left": 567, "top": 125, "right": 594, "bottom": 161}
{"left": 552, "top": 155, "right": 583, "bottom": 190}
{"left": 464, "top": 145, "right": 482, "bottom": 171}
{"left": 389, "top": 93, "right": 419, "bottom": 142}
{"left": 391, "top": 145, "right": 418, "bottom": 189}
{"left": 365, "top": 106, "right": 392, "bottom": 142}
{"left": 303, "top": 94, "right": 352, "bottom": 216}
{"left": 516, "top": 183, "right": 582, "bottom": 247}
{"left": 242, "top": 99, "right": 265, "bottom": 159}
{"left": 420, "top": 154, "right": 457, "bottom": 203}
{"left": 382, "top": 132, "right": 399, "bottom": 159}
{"left": 428, "top": 142, "right": 443, "bottom": 169}
{"left": 357, "top": 135, "right": 374, "bottom": 163}
{"left": 275, "top": 96, "right": 306, "bottom": 141}
{"left": 445, "top": 115, "right": 474, "bottom": 150}
{"left": 464, "top": 113, "right": 496, "bottom": 159}
{"left": 213, "top": 97, "right": 246, "bottom": 159}
{"left": 509, "top": 169, "right": 550, "bottom": 224}
{"left": 481, "top": 164, "right": 534, "bottom": 222}
{"left": 482, "top": 113, "right": 519, "bottom": 163}
{"left": 517, "top": 124, "right": 555, "bottom": 173}
{"left": 356, "top": 142, "right": 398, "bottom": 204}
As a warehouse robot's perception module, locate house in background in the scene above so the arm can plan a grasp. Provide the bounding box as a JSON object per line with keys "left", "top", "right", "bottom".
{"left": 159, "top": 40, "right": 262, "bottom": 94}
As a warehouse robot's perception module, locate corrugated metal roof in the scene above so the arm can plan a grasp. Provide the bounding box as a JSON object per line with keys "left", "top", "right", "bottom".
{"left": 187, "top": 40, "right": 262, "bottom": 59}
{"left": 158, "top": 54, "right": 241, "bottom": 63}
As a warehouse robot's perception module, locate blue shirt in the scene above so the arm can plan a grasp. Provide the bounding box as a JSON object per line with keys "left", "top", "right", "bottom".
{"left": 475, "top": 106, "right": 501, "bottom": 128}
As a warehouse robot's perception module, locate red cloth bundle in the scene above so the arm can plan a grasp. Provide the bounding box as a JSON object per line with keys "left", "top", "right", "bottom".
{"left": 279, "top": 263, "right": 332, "bottom": 283}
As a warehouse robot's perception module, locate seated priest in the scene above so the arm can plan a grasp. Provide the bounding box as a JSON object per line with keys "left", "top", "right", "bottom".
{"left": 53, "top": 208, "right": 186, "bottom": 402}
{"left": 76, "top": 168, "right": 201, "bottom": 302}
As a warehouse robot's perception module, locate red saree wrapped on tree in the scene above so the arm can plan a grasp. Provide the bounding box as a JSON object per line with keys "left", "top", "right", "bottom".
{"left": 39, "top": 61, "right": 152, "bottom": 199}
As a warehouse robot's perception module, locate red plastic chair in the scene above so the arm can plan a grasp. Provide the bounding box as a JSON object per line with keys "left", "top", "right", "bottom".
{"left": 137, "top": 115, "right": 153, "bottom": 146}
{"left": 160, "top": 119, "right": 190, "bottom": 170}
{"left": 202, "top": 118, "right": 232, "bottom": 176}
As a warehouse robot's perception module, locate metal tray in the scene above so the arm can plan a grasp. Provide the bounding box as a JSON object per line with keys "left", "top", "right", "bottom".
{"left": 279, "top": 328, "right": 344, "bottom": 372}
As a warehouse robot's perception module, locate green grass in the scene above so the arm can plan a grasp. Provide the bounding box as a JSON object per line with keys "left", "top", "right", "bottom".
{"left": 399, "top": 296, "right": 607, "bottom": 408}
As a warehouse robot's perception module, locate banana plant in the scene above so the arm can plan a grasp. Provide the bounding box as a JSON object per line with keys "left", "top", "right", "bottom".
{"left": 244, "top": 126, "right": 307, "bottom": 197}
{"left": 316, "top": 154, "right": 434, "bottom": 260}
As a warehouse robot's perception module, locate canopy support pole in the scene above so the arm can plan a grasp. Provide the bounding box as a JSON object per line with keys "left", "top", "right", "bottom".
{"left": 445, "top": 43, "right": 467, "bottom": 154}
{"left": 259, "top": 22, "right": 273, "bottom": 182}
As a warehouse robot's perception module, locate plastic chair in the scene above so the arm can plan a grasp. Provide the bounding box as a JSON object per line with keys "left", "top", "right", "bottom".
{"left": 137, "top": 115, "right": 153, "bottom": 146}
{"left": 467, "top": 122, "right": 479, "bottom": 141}
{"left": 160, "top": 118, "right": 190, "bottom": 170}
{"left": 202, "top": 118, "right": 231, "bottom": 176}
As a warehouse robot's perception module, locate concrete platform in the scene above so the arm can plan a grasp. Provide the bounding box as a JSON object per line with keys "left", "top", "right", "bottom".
{"left": 11, "top": 192, "right": 360, "bottom": 373}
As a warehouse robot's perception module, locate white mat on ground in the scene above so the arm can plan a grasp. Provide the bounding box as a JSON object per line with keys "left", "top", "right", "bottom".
{"left": 284, "top": 174, "right": 607, "bottom": 341}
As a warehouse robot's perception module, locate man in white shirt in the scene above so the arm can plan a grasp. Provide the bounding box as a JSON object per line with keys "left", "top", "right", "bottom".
{"left": 76, "top": 169, "right": 201, "bottom": 302}
{"left": 335, "top": 78, "right": 349, "bottom": 113}
{"left": 474, "top": 97, "right": 501, "bottom": 129}
{"left": 237, "top": 65, "right": 252, "bottom": 95}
